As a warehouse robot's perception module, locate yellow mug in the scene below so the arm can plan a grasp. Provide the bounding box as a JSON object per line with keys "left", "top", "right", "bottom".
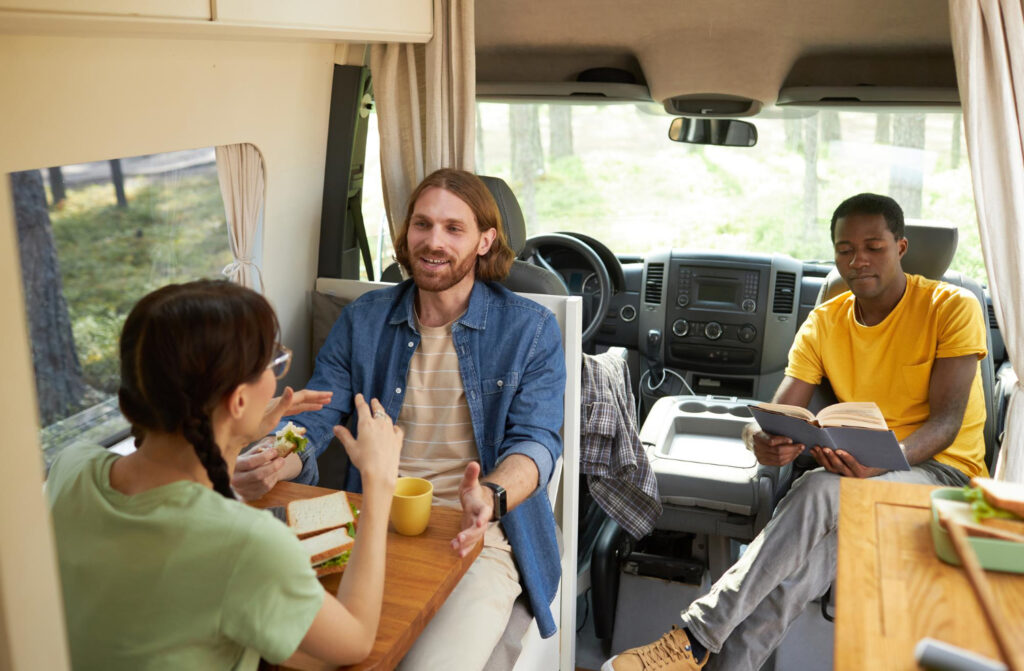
{"left": 390, "top": 477, "right": 433, "bottom": 536}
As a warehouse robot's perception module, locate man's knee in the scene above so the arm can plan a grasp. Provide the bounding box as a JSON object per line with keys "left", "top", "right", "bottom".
{"left": 784, "top": 468, "right": 841, "bottom": 511}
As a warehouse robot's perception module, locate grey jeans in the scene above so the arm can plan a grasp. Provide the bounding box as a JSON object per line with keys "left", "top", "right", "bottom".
{"left": 680, "top": 461, "right": 968, "bottom": 671}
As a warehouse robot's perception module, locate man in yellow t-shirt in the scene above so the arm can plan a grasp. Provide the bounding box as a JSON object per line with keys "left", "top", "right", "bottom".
{"left": 604, "top": 193, "right": 987, "bottom": 671}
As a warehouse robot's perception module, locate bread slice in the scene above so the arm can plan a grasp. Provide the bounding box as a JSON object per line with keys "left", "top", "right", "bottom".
{"left": 934, "top": 498, "right": 1024, "bottom": 543}
{"left": 314, "top": 557, "right": 350, "bottom": 578}
{"left": 286, "top": 491, "right": 354, "bottom": 538}
{"left": 970, "top": 477, "right": 1024, "bottom": 518}
{"left": 300, "top": 527, "right": 355, "bottom": 565}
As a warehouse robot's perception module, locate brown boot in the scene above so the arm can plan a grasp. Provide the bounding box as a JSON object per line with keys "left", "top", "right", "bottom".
{"left": 600, "top": 626, "right": 709, "bottom": 671}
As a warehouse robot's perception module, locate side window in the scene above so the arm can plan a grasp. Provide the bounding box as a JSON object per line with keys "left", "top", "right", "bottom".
{"left": 361, "top": 108, "right": 394, "bottom": 280}
{"left": 11, "top": 149, "right": 235, "bottom": 465}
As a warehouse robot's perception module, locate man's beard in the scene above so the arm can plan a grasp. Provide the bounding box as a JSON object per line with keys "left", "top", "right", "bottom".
{"left": 410, "top": 248, "right": 478, "bottom": 292}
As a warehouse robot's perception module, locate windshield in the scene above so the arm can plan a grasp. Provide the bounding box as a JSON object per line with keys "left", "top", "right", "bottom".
{"left": 474, "top": 103, "right": 982, "bottom": 277}
{"left": 362, "top": 104, "right": 982, "bottom": 280}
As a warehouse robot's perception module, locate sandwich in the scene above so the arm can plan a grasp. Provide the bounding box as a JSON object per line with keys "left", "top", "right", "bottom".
{"left": 300, "top": 527, "right": 355, "bottom": 577}
{"left": 286, "top": 491, "right": 358, "bottom": 539}
{"left": 273, "top": 421, "right": 308, "bottom": 458}
{"left": 963, "top": 477, "right": 1024, "bottom": 538}
{"left": 934, "top": 477, "right": 1024, "bottom": 543}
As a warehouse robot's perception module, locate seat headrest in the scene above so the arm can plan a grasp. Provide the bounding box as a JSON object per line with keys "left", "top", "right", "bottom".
{"left": 816, "top": 221, "right": 960, "bottom": 304}
{"left": 479, "top": 175, "right": 526, "bottom": 253}
{"left": 902, "top": 222, "right": 958, "bottom": 278}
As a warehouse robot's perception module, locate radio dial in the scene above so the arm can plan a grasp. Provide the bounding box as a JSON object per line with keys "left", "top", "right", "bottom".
{"left": 738, "top": 324, "right": 757, "bottom": 343}
{"left": 742, "top": 298, "right": 756, "bottom": 313}
{"left": 677, "top": 294, "right": 689, "bottom": 307}
{"left": 672, "top": 319, "right": 689, "bottom": 337}
{"left": 704, "top": 321, "right": 723, "bottom": 340}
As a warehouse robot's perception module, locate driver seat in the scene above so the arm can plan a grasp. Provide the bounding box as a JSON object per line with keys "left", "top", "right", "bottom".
{"left": 481, "top": 176, "right": 569, "bottom": 296}
{"left": 380, "top": 175, "right": 568, "bottom": 296}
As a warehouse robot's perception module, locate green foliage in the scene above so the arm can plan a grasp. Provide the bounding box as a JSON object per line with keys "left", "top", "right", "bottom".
{"left": 49, "top": 170, "right": 233, "bottom": 399}
{"left": 473, "top": 104, "right": 984, "bottom": 283}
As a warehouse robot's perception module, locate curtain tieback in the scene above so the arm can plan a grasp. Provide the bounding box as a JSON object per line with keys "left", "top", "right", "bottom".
{"left": 222, "top": 257, "right": 265, "bottom": 290}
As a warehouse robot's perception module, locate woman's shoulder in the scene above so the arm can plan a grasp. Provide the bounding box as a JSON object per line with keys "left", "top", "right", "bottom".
{"left": 47, "top": 443, "right": 114, "bottom": 499}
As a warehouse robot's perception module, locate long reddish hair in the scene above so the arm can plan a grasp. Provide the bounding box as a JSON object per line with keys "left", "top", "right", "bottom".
{"left": 393, "top": 169, "right": 515, "bottom": 281}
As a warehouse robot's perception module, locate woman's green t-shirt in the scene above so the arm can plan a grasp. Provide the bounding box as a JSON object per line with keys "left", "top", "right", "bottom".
{"left": 46, "top": 443, "right": 325, "bottom": 671}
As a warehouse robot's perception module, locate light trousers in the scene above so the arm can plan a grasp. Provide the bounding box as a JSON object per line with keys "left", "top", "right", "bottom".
{"left": 680, "top": 462, "right": 968, "bottom": 671}
{"left": 397, "top": 528, "right": 522, "bottom": 671}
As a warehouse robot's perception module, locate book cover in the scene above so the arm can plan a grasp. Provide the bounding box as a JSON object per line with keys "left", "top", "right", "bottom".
{"left": 749, "top": 406, "right": 910, "bottom": 471}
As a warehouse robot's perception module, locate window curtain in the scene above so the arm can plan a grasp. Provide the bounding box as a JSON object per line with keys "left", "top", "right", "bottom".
{"left": 215, "top": 143, "right": 266, "bottom": 291}
{"left": 949, "top": 0, "right": 1024, "bottom": 481}
{"left": 370, "top": 0, "right": 476, "bottom": 242}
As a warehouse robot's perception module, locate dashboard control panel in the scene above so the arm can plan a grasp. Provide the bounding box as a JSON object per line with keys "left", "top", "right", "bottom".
{"left": 664, "top": 254, "right": 772, "bottom": 374}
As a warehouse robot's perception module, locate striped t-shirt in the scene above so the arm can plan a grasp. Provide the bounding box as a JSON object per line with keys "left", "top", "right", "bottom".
{"left": 398, "top": 317, "right": 478, "bottom": 505}
{"left": 398, "top": 314, "right": 513, "bottom": 551}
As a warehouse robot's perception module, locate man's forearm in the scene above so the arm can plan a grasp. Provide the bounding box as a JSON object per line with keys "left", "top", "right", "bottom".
{"left": 901, "top": 416, "right": 962, "bottom": 466}
{"left": 280, "top": 451, "right": 303, "bottom": 481}
{"left": 481, "top": 454, "right": 540, "bottom": 513}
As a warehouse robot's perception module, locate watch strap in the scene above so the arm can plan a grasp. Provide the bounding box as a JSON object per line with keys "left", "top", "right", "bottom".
{"left": 482, "top": 481, "right": 507, "bottom": 521}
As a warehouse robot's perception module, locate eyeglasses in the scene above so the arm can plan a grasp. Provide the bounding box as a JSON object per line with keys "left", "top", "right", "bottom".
{"left": 268, "top": 343, "right": 292, "bottom": 379}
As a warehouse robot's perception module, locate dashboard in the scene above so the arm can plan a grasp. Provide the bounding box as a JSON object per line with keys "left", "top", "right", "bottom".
{"left": 540, "top": 243, "right": 830, "bottom": 401}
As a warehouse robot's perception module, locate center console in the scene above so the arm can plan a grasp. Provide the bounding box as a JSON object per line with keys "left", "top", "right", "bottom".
{"left": 593, "top": 394, "right": 793, "bottom": 652}
{"left": 637, "top": 251, "right": 803, "bottom": 399}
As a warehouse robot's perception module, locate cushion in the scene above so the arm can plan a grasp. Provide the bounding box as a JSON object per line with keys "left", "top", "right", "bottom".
{"left": 311, "top": 291, "right": 350, "bottom": 360}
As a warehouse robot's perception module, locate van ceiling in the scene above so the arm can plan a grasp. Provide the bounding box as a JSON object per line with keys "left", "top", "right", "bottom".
{"left": 475, "top": 0, "right": 954, "bottom": 108}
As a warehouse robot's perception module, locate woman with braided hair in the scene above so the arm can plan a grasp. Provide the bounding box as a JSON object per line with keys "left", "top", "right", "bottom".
{"left": 46, "top": 280, "right": 403, "bottom": 670}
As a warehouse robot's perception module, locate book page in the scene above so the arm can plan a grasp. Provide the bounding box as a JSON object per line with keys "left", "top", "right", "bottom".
{"left": 754, "top": 402, "right": 817, "bottom": 423}
{"left": 816, "top": 402, "right": 887, "bottom": 429}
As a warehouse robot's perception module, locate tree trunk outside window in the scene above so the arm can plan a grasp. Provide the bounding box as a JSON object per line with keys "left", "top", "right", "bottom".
{"left": 549, "top": 105, "right": 574, "bottom": 160}
{"left": 510, "top": 104, "right": 544, "bottom": 225}
{"left": 11, "top": 169, "right": 86, "bottom": 426}
{"left": 890, "top": 114, "right": 925, "bottom": 218}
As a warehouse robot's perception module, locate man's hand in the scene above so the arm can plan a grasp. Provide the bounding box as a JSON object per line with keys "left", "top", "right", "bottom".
{"left": 257, "top": 387, "right": 333, "bottom": 438}
{"left": 333, "top": 394, "right": 403, "bottom": 491}
{"left": 232, "top": 388, "right": 332, "bottom": 500}
{"left": 750, "top": 428, "right": 804, "bottom": 466}
{"left": 453, "top": 461, "right": 492, "bottom": 558}
{"left": 810, "top": 446, "right": 887, "bottom": 478}
{"left": 232, "top": 438, "right": 290, "bottom": 501}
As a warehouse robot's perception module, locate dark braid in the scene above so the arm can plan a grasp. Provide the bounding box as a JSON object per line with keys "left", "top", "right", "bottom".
{"left": 182, "top": 404, "right": 234, "bottom": 499}
{"left": 118, "top": 280, "right": 278, "bottom": 499}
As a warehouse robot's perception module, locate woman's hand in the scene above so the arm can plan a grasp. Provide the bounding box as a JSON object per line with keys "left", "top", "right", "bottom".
{"left": 258, "top": 387, "right": 333, "bottom": 438}
{"left": 333, "top": 394, "right": 403, "bottom": 492}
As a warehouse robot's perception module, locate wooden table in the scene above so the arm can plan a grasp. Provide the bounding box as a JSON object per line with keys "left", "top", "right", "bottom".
{"left": 249, "top": 481, "right": 482, "bottom": 671}
{"left": 835, "top": 479, "right": 1024, "bottom": 670}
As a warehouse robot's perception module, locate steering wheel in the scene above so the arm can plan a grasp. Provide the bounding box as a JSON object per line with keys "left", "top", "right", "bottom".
{"left": 519, "top": 233, "right": 612, "bottom": 346}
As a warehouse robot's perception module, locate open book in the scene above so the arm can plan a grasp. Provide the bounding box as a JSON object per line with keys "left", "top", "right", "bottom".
{"left": 749, "top": 401, "right": 910, "bottom": 471}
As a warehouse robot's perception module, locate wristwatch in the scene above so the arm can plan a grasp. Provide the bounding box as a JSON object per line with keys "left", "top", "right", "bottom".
{"left": 482, "top": 482, "right": 507, "bottom": 521}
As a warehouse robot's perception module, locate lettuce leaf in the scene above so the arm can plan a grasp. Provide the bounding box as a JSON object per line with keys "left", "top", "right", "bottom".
{"left": 963, "top": 485, "right": 1019, "bottom": 521}
{"left": 316, "top": 550, "right": 351, "bottom": 569}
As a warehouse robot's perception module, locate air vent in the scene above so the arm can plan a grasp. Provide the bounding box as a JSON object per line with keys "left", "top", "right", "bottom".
{"left": 772, "top": 272, "right": 796, "bottom": 313}
{"left": 644, "top": 263, "right": 665, "bottom": 304}
{"left": 987, "top": 303, "right": 999, "bottom": 329}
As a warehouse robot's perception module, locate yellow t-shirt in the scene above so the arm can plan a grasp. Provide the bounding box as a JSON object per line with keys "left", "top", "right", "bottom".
{"left": 785, "top": 273, "right": 987, "bottom": 478}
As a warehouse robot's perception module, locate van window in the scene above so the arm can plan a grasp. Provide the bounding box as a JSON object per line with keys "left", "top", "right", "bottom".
{"left": 11, "top": 149, "right": 233, "bottom": 464}
{"left": 474, "top": 103, "right": 982, "bottom": 278}
{"left": 361, "top": 110, "right": 394, "bottom": 281}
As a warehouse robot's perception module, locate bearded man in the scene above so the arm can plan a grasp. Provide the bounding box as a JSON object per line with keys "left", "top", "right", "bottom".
{"left": 232, "top": 168, "right": 566, "bottom": 670}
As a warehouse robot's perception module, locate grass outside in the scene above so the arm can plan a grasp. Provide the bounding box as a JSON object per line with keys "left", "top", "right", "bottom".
{"left": 45, "top": 166, "right": 232, "bottom": 440}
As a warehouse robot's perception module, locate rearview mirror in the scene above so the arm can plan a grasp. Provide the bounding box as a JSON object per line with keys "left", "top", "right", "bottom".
{"left": 668, "top": 117, "right": 757, "bottom": 147}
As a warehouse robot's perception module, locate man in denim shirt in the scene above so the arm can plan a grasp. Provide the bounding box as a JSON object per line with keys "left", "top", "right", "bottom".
{"left": 233, "top": 169, "right": 566, "bottom": 669}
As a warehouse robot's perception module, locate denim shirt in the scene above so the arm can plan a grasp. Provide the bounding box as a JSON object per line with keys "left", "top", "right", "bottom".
{"left": 287, "top": 279, "right": 566, "bottom": 637}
